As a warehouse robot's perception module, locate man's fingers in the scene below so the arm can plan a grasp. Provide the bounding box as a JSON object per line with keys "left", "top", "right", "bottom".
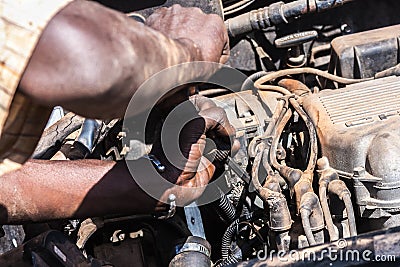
{"left": 190, "top": 94, "right": 217, "bottom": 110}
{"left": 220, "top": 41, "right": 230, "bottom": 64}
{"left": 190, "top": 95, "right": 234, "bottom": 138}
{"left": 158, "top": 157, "right": 215, "bottom": 207}
{"left": 146, "top": 4, "right": 228, "bottom": 63}
{"left": 190, "top": 95, "right": 237, "bottom": 152}
{"left": 200, "top": 106, "right": 235, "bottom": 140}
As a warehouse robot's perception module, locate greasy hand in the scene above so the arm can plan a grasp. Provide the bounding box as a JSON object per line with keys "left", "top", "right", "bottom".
{"left": 151, "top": 95, "right": 239, "bottom": 207}
{"left": 146, "top": 4, "right": 230, "bottom": 63}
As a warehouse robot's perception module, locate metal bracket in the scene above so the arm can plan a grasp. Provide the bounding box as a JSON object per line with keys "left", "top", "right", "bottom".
{"left": 156, "top": 194, "right": 176, "bottom": 220}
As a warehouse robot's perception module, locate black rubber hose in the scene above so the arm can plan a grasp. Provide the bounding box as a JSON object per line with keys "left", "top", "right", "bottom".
{"left": 215, "top": 254, "right": 239, "bottom": 267}
{"left": 208, "top": 186, "right": 237, "bottom": 223}
{"left": 240, "top": 71, "right": 269, "bottom": 91}
{"left": 219, "top": 190, "right": 237, "bottom": 222}
{"left": 221, "top": 214, "right": 253, "bottom": 260}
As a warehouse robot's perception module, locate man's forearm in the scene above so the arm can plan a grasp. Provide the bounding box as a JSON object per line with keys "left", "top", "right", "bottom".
{"left": 0, "top": 160, "right": 163, "bottom": 224}
{"left": 19, "top": 1, "right": 205, "bottom": 119}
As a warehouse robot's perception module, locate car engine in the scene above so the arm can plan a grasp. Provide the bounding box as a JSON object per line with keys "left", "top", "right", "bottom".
{"left": 1, "top": 0, "right": 400, "bottom": 266}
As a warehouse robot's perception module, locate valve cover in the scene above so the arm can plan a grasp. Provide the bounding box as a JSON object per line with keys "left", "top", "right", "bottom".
{"left": 302, "top": 76, "right": 400, "bottom": 222}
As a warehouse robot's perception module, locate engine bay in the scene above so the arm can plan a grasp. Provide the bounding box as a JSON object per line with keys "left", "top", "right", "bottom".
{"left": 1, "top": 0, "right": 400, "bottom": 266}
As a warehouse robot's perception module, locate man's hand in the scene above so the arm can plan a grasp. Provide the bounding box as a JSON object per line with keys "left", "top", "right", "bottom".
{"left": 146, "top": 4, "right": 230, "bottom": 64}
{"left": 151, "top": 95, "right": 239, "bottom": 207}
{"left": 19, "top": 1, "right": 229, "bottom": 119}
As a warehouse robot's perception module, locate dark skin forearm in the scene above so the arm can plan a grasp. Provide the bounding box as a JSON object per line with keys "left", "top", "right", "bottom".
{"left": 0, "top": 97, "right": 234, "bottom": 224}
{"left": 0, "top": 159, "right": 165, "bottom": 224}
{"left": 0, "top": 156, "right": 215, "bottom": 224}
{"left": 19, "top": 1, "right": 205, "bottom": 119}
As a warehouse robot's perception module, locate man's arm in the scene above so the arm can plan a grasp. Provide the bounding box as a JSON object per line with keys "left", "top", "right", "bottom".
{"left": 19, "top": 2, "right": 228, "bottom": 119}
{"left": 0, "top": 97, "right": 236, "bottom": 224}
{"left": 0, "top": 3, "right": 234, "bottom": 223}
{"left": 0, "top": 160, "right": 159, "bottom": 223}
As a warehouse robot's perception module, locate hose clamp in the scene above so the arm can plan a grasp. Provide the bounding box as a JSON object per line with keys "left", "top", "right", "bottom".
{"left": 175, "top": 242, "right": 211, "bottom": 258}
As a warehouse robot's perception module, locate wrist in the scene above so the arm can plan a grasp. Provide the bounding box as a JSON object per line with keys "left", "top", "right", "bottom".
{"left": 175, "top": 38, "right": 203, "bottom": 62}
